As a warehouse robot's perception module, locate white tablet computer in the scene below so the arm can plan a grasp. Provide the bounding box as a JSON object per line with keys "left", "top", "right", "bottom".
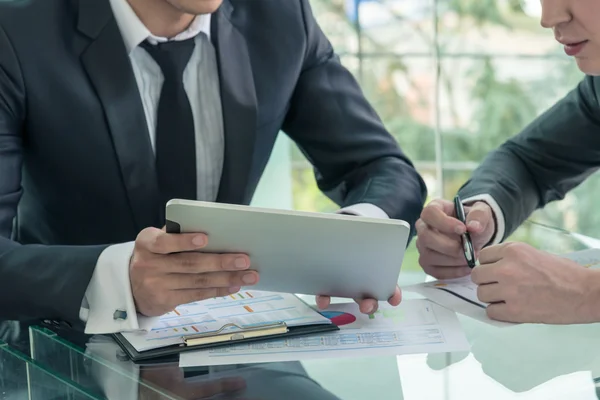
{"left": 165, "top": 199, "right": 411, "bottom": 301}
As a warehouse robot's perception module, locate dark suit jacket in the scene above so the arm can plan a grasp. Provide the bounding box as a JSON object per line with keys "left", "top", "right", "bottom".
{"left": 459, "top": 76, "right": 600, "bottom": 240}
{"left": 0, "top": 0, "right": 426, "bottom": 325}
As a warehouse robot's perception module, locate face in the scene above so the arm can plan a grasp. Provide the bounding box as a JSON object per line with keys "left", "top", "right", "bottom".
{"left": 165, "top": 0, "right": 223, "bottom": 15}
{"left": 541, "top": 0, "right": 600, "bottom": 75}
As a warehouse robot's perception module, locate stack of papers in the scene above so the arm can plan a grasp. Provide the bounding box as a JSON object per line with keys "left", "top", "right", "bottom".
{"left": 179, "top": 299, "right": 470, "bottom": 367}
{"left": 121, "top": 291, "right": 332, "bottom": 352}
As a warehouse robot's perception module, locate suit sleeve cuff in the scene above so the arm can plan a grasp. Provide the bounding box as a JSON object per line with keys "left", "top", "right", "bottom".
{"left": 338, "top": 203, "right": 390, "bottom": 219}
{"left": 80, "top": 242, "right": 159, "bottom": 334}
{"left": 462, "top": 194, "right": 505, "bottom": 246}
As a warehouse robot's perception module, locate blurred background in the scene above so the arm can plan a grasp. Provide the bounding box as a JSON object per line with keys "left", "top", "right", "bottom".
{"left": 252, "top": 0, "right": 597, "bottom": 271}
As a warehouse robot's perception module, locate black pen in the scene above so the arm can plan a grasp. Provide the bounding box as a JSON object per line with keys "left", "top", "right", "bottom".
{"left": 453, "top": 195, "right": 476, "bottom": 268}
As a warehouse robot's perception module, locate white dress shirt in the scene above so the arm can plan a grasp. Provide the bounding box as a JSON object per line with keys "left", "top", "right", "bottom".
{"left": 80, "top": 0, "right": 390, "bottom": 335}
{"left": 462, "top": 194, "right": 505, "bottom": 245}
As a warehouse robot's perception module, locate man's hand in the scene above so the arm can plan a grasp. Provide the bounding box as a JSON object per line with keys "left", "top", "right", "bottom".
{"left": 314, "top": 287, "right": 402, "bottom": 315}
{"left": 472, "top": 242, "right": 600, "bottom": 324}
{"left": 416, "top": 199, "right": 496, "bottom": 279}
{"left": 131, "top": 227, "right": 260, "bottom": 317}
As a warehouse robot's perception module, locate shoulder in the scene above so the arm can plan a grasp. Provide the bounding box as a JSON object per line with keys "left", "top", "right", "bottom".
{"left": 0, "top": 0, "right": 76, "bottom": 35}
{"left": 227, "top": 0, "right": 304, "bottom": 26}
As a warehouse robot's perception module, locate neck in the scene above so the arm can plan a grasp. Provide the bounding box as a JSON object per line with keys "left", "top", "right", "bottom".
{"left": 127, "top": 0, "right": 195, "bottom": 38}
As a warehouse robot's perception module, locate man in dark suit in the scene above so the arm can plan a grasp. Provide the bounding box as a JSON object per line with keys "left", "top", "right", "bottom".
{"left": 0, "top": 0, "right": 426, "bottom": 333}
{"left": 415, "top": 0, "right": 600, "bottom": 324}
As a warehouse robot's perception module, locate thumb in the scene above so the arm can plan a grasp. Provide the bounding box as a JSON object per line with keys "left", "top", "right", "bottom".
{"left": 465, "top": 201, "right": 493, "bottom": 234}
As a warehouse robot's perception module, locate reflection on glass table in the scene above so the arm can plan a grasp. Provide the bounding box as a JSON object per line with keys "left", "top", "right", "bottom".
{"left": 26, "top": 326, "right": 343, "bottom": 400}
{"left": 0, "top": 339, "right": 103, "bottom": 400}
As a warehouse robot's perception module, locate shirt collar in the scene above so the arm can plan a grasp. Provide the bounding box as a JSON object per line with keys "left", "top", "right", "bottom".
{"left": 109, "top": 0, "right": 212, "bottom": 54}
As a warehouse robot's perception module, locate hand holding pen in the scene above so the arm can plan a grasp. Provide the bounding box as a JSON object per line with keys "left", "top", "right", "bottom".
{"left": 415, "top": 196, "right": 497, "bottom": 280}
{"left": 453, "top": 195, "right": 477, "bottom": 268}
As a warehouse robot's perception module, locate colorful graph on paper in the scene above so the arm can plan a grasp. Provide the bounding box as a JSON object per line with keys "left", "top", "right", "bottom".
{"left": 367, "top": 308, "right": 405, "bottom": 323}
{"left": 320, "top": 311, "right": 357, "bottom": 326}
{"left": 178, "top": 299, "right": 471, "bottom": 367}
{"left": 121, "top": 291, "right": 331, "bottom": 352}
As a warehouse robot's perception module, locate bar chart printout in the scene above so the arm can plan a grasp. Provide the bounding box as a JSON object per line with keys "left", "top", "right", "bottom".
{"left": 121, "top": 291, "right": 331, "bottom": 352}
{"left": 179, "top": 299, "right": 470, "bottom": 367}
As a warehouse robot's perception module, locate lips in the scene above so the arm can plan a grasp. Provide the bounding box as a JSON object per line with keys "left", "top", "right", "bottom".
{"left": 562, "top": 40, "right": 588, "bottom": 56}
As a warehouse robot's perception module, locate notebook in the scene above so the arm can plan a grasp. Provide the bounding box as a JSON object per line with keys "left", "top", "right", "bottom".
{"left": 113, "top": 290, "right": 339, "bottom": 362}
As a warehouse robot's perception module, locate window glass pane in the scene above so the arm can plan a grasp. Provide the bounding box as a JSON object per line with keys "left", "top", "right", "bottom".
{"left": 357, "top": 0, "right": 434, "bottom": 54}
{"left": 310, "top": 0, "right": 360, "bottom": 54}
{"left": 363, "top": 57, "right": 436, "bottom": 161}
{"left": 305, "top": 0, "right": 599, "bottom": 254}
{"left": 439, "top": 56, "right": 583, "bottom": 163}
{"left": 437, "top": 0, "right": 557, "bottom": 56}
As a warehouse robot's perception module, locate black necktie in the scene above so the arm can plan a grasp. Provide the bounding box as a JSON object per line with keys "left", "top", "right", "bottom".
{"left": 141, "top": 39, "right": 197, "bottom": 213}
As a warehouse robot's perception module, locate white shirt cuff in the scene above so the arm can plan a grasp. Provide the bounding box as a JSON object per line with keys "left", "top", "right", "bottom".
{"left": 79, "top": 242, "right": 160, "bottom": 334}
{"left": 338, "top": 203, "right": 390, "bottom": 219}
{"left": 462, "top": 194, "right": 505, "bottom": 246}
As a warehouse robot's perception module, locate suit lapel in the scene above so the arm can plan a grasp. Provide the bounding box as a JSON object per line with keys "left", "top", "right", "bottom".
{"left": 77, "top": 0, "right": 161, "bottom": 229}
{"left": 212, "top": 1, "right": 258, "bottom": 204}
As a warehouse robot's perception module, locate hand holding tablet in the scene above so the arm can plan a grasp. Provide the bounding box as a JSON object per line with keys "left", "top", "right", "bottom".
{"left": 165, "top": 200, "right": 411, "bottom": 314}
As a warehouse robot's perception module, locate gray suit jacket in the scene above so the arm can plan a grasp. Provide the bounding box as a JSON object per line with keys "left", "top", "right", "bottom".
{"left": 459, "top": 76, "right": 600, "bottom": 240}
{"left": 0, "top": 0, "right": 426, "bottom": 325}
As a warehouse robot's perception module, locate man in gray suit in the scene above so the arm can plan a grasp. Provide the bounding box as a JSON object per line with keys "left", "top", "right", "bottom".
{"left": 0, "top": 0, "right": 426, "bottom": 333}
{"left": 416, "top": 0, "right": 600, "bottom": 324}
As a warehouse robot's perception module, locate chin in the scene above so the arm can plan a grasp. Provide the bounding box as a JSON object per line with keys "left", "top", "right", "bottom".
{"left": 168, "top": 0, "right": 223, "bottom": 14}
{"left": 575, "top": 58, "right": 600, "bottom": 76}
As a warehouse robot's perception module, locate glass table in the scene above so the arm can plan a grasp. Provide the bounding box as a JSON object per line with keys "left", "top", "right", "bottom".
{"left": 2, "top": 222, "right": 600, "bottom": 399}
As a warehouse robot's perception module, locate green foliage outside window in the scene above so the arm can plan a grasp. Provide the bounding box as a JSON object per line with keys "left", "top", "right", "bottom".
{"left": 290, "top": 0, "right": 593, "bottom": 271}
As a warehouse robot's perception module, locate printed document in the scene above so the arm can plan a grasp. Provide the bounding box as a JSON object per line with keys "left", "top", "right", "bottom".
{"left": 121, "top": 291, "right": 331, "bottom": 352}
{"left": 179, "top": 299, "right": 469, "bottom": 367}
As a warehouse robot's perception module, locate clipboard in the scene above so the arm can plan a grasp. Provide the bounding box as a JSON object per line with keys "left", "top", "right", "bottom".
{"left": 113, "top": 321, "right": 339, "bottom": 363}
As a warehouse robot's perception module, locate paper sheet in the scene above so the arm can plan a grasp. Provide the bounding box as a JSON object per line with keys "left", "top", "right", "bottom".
{"left": 122, "top": 291, "right": 331, "bottom": 352}
{"left": 561, "top": 248, "right": 600, "bottom": 267}
{"left": 404, "top": 249, "right": 600, "bottom": 327}
{"left": 179, "top": 299, "right": 470, "bottom": 367}
{"left": 404, "top": 276, "right": 513, "bottom": 328}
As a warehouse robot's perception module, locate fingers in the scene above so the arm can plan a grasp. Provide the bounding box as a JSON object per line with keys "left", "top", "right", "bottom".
{"left": 476, "top": 283, "right": 503, "bottom": 303}
{"left": 388, "top": 286, "right": 402, "bottom": 306}
{"left": 465, "top": 202, "right": 493, "bottom": 234}
{"left": 417, "top": 201, "right": 474, "bottom": 278}
{"left": 137, "top": 227, "right": 208, "bottom": 255}
{"left": 316, "top": 295, "right": 331, "bottom": 310}
{"left": 470, "top": 263, "right": 501, "bottom": 285}
{"left": 171, "top": 287, "right": 243, "bottom": 306}
{"left": 485, "top": 303, "right": 512, "bottom": 322}
{"left": 356, "top": 298, "right": 378, "bottom": 314}
{"left": 426, "top": 199, "right": 456, "bottom": 217}
{"left": 420, "top": 200, "right": 465, "bottom": 235}
{"left": 418, "top": 248, "right": 469, "bottom": 267}
{"left": 478, "top": 243, "right": 512, "bottom": 265}
{"left": 320, "top": 287, "right": 401, "bottom": 315}
{"left": 416, "top": 223, "right": 463, "bottom": 258}
{"left": 168, "top": 252, "right": 251, "bottom": 273}
{"left": 422, "top": 265, "right": 472, "bottom": 280}
{"left": 166, "top": 271, "right": 260, "bottom": 290}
